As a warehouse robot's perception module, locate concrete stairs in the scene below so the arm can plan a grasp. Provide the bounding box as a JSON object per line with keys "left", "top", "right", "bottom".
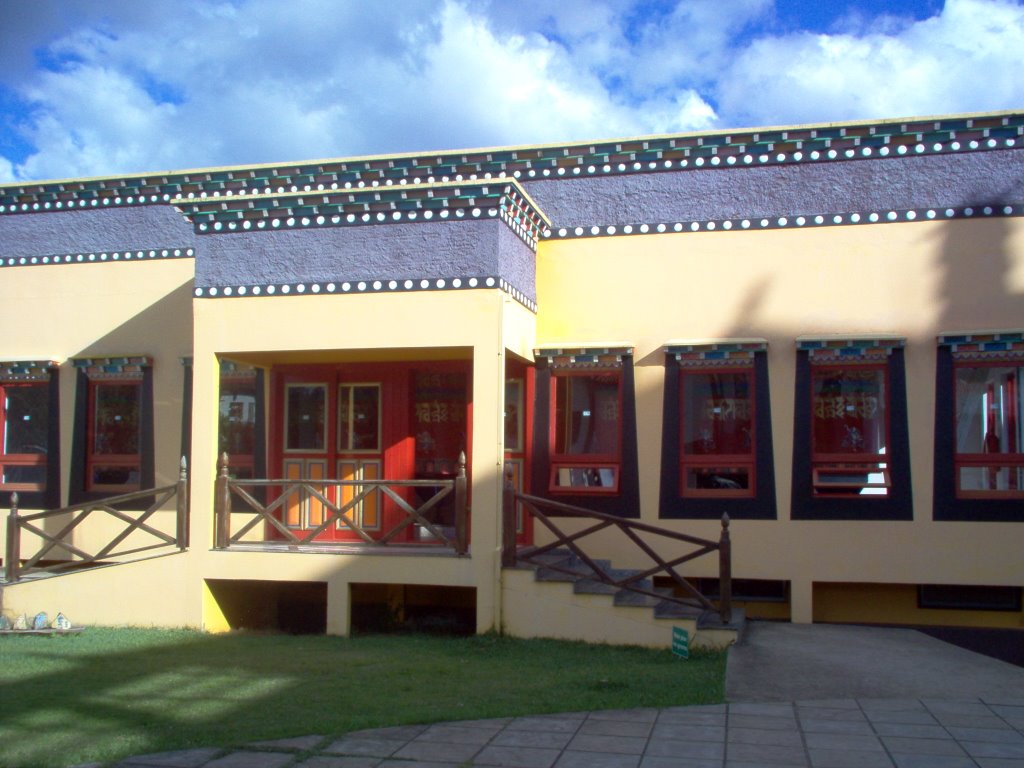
{"left": 501, "top": 548, "right": 744, "bottom": 650}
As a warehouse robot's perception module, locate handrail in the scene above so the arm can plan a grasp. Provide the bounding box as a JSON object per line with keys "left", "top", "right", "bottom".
{"left": 214, "top": 452, "right": 468, "bottom": 554}
{"left": 4, "top": 458, "right": 189, "bottom": 583}
{"left": 501, "top": 463, "right": 732, "bottom": 624}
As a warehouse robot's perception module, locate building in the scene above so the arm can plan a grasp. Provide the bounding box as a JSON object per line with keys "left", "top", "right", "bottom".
{"left": 1, "top": 110, "right": 1022, "bottom": 647}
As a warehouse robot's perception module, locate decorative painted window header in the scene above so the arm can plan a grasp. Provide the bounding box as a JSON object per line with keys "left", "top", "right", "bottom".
{"left": 1, "top": 247, "right": 194, "bottom": 270}
{"left": 797, "top": 336, "right": 905, "bottom": 363}
{"left": 0, "top": 360, "right": 58, "bottom": 381}
{"left": 174, "top": 181, "right": 548, "bottom": 251}
{"left": 939, "top": 330, "right": 1024, "bottom": 360}
{"left": 72, "top": 356, "right": 152, "bottom": 378}
{"left": 665, "top": 339, "right": 768, "bottom": 367}
{"left": 535, "top": 345, "right": 634, "bottom": 369}
{"left": 3, "top": 112, "right": 1020, "bottom": 215}
{"left": 194, "top": 275, "right": 537, "bottom": 313}
{"left": 219, "top": 360, "right": 258, "bottom": 377}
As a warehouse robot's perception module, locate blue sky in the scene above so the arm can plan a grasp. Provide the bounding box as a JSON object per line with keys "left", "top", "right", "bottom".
{"left": 0, "top": 0, "right": 1021, "bottom": 183}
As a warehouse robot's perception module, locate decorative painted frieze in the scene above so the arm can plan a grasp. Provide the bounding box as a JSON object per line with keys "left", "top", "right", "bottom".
{"left": 173, "top": 181, "right": 547, "bottom": 251}
{"left": 3, "top": 112, "right": 1020, "bottom": 215}
{"left": 194, "top": 275, "right": 537, "bottom": 312}
{"left": 1, "top": 247, "right": 194, "bottom": 270}
{"left": 541, "top": 203, "right": 1022, "bottom": 241}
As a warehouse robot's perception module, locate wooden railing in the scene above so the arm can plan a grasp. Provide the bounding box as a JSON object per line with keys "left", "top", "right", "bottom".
{"left": 214, "top": 453, "right": 468, "bottom": 554}
{"left": 501, "top": 464, "right": 732, "bottom": 624}
{"left": 4, "top": 459, "right": 189, "bottom": 583}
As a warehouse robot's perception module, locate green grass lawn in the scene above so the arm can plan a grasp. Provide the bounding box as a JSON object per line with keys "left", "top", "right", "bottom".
{"left": 0, "top": 628, "right": 726, "bottom": 768}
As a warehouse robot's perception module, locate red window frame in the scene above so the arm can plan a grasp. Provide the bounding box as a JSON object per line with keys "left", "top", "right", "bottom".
{"left": 86, "top": 378, "right": 143, "bottom": 493}
{"left": 548, "top": 369, "right": 622, "bottom": 493}
{"left": 679, "top": 366, "right": 756, "bottom": 498}
{"left": 952, "top": 359, "right": 1023, "bottom": 499}
{"left": 810, "top": 362, "right": 891, "bottom": 497}
{"left": 0, "top": 380, "right": 48, "bottom": 492}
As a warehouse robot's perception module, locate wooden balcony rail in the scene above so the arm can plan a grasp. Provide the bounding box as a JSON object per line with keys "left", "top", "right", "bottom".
{"left": 214, "top": 452, "right": 468, "bottom": 554}
{"left": 4, "top": 458, "right": 189, "bottom": 583}
{"left": 501, "top": 463, "right": 733, "bottom": 624}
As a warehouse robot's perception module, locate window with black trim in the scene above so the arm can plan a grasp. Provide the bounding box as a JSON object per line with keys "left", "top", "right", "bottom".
{"left": 660, "top": 341, "right": 776, "bottom": 520}
{"left": 791, "top": 338, "right": 911, "bottom": 520}
{"left": 934, "top": 332, "right": 1024, "bottom": 521}
{"left": 71, "top": 357, "right": 154, "bottom": 502}
{"left": 530, "top": 346, "right": 640, "bottom": 517}
{"left": 1, "top": 361, "right": 59, "bottom": 507}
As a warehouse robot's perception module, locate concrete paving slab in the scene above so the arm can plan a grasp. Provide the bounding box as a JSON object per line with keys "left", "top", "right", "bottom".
{"left": 727, "top": 621, "right": 1024, "bottom": 702}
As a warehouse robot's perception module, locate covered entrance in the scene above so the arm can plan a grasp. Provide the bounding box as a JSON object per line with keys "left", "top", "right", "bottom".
{"left": 270, "top": 359, "right": 471, "bottom": 542}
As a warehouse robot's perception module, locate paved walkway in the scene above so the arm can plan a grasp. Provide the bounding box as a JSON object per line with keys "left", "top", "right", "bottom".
{"left": 90, "top": 623, "right": 1024, "bottom": 768}
{"left": 107, "top": 698, "right": 1024, "bottom": 768}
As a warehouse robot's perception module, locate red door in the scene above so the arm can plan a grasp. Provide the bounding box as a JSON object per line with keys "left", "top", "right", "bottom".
{"left": 271, "top": 361, "right": 470, "bottom": 542}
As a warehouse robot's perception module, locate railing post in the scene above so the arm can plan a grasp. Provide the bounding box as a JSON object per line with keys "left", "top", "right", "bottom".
{"left": 176, "top": 456, "right": 189, "bottom": 550}
{"left": 214, "top": 453, "right": 231, "bottom": 549}
{"left": 5, "top": 492, "right": 20, "bottom": 582}
{"left": 718, "top": 513, "right": 732, "bottom": 624}
{"left": 501, "top": 463, "right": 517, "bottom": 568}
{"left": 454, "top": 451, "right": 468, "bottom": 555}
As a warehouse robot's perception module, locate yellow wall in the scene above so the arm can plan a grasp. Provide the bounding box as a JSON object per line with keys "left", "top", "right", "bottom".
{"left": 535, "top": 218, "right": 1024, "bottom": 623}
{"left": 1, "top": 260, "right": 193, "bottom": 611}
{"left": 813, "top": 582, "right": 1024, "bottom": 628}
{"left": 4, "top": 213, "right": 1023, "bottom": 634}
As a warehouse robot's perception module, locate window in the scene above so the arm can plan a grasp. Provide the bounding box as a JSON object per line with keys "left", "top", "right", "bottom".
{"left": 285, "top": 384, "right": 327, "bottom": 452}
{"left": 1, "top": 380, "right": 48, "bottom": 491}
{"left": 88, "top": 380, "right": 142, "bottom": 492}
{"left": 918, "top": 584, "right": 1022, "bottom": 612}
{"left": 681, "top": 369, "right": 755, "bottom": 497}
{"left": 530, "top": 346, "right": 640, "bottom": 516}
{"left": 953, "top": 362, "right": 1022, "bottom": 497}
{"left": 791, "top": 338, "right": 911, "bottom": 521}
{"left": 934, "top": 332, "right": 1024, "bottom": 521}
{"left": 660, "top": 341, "right": 776, "bottom": 520}
{"left": 338, "top": 384, "right": 380, "bottom": 452}
{"left": 811, "top": 364, "right": 890, "bottom": 496}
{"left": 71, "top": 357, "right": 154, "bottom": 502}
{"left": 220, "top": 368, "right": 260, "bottom": 480}
{"left": 551, "top": 372, "right": 621, "bottom": 492}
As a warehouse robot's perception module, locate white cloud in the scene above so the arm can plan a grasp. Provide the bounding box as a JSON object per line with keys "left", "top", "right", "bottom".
{"left": 1, "top": 0, "right": 1022, "bottom": 182}
{"left": 715, "top": 0, "right": 1024, "bottom": 126}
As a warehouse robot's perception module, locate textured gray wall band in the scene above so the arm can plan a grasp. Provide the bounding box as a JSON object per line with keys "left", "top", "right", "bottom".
{"left": 195, "top": 218, "right": 537, "bottom": 303}
{"left": 0, "top": 205, "right": 196, "bottom": 259}
{"left": 522, "top": 150, "right": 1024, "bottom": 229}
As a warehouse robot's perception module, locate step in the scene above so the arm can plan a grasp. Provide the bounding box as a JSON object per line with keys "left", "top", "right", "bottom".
{"left": 535, "top": 556, "right": 612, "bottom": 583}
{"left": 573, "top": 568, "right": 645, "bottom": 595}
{"left": 653, "top": 598, "right": 704, "bottom": 620}
{"left": 613, "top": 582, "right": 670, "bottom": 608}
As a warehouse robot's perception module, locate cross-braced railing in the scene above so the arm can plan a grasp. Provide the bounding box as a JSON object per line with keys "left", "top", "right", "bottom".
{"left": 214, "top": 453, "right": 468, "bottom": 554}
{"left": 4, "top": 458, "right": 189, "bottom": 583}
{"left": 501, "top": 464, "right": 732, "bottom": 624}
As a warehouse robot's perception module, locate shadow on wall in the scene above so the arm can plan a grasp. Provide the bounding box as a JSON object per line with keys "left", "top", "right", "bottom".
{"left": 933, "top": 210, "right": 1023, "bottom": 331}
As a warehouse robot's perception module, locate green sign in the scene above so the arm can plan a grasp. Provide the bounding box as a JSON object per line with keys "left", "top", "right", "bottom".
{"left": 672, "top": 626, "right": 690, "bottom": 659}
